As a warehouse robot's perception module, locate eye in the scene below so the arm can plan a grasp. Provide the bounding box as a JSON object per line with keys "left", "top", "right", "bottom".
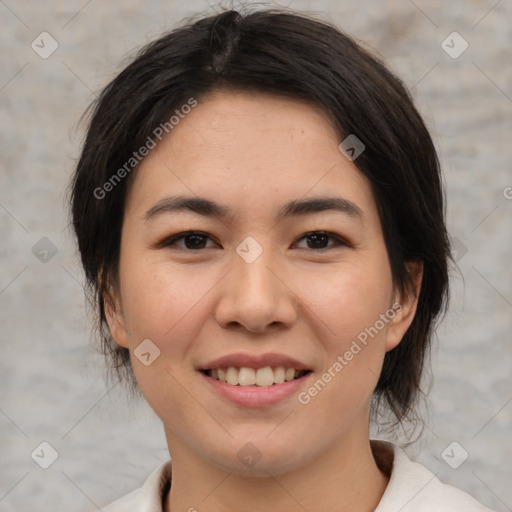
{"left": 161, "top": 231, "right": 218, "bottom": 250}
{"left": 159, "top": 230, "right": 347, "bottom": 252}
{"left": 294, "top": 231, "right": 346, "bottom": 251}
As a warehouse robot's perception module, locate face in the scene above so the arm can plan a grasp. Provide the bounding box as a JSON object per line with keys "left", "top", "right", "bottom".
{"left": 106, "top": 90, "right": 420, "bottom": 476}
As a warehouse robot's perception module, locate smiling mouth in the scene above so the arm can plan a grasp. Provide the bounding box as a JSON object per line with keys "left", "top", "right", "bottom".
{"left": 201, "top": 366, "right": 312, "bottom": 387}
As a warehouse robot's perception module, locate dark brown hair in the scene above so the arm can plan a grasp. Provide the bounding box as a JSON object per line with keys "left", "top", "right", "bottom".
{"left": 70, "top": 8, "right": 451, "bottom": 426}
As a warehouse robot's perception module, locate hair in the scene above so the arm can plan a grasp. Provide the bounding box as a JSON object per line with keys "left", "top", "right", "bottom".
{"left": 69, "top": 7, "right": 451, "bottom": 428}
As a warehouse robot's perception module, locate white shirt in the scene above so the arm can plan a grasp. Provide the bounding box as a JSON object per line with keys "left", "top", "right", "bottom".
{"left": 102, "top": 441, "right": 495, "bottom": 511}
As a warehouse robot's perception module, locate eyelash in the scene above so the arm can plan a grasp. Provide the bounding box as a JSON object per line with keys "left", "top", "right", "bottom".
{"left": 160, "top": 230, "right": 348, "bottom": 252}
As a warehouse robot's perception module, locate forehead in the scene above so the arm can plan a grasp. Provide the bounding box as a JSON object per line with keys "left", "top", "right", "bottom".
{"left": 125, "top": 90, "right": 379, "bottom": 225}
{"left": 164, "top": 90, "right": 341, "bottom": 167}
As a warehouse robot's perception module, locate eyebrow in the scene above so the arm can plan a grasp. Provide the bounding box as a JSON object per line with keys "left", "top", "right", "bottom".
{"left": 143, "top": 194, "right": 364, "bottom": 222}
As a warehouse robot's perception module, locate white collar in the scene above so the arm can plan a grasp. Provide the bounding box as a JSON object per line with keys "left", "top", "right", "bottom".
{"left": 103, "top": 441, "right": 494, "bottom": 511}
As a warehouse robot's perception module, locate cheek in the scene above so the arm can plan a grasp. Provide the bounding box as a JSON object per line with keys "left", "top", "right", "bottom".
{"left": 118, "top": 254, "right": 218, "bottom": 353}
{"left": 299, "top": 256, "right": 393, "bottom": 344}
{"left": 295, "top": 252, "right": 394, "bottom": 405}
{"left": 118, "top": 257, "right": 214, "bottom": 413}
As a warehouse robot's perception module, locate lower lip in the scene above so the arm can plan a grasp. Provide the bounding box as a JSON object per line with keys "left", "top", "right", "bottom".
{"left": 200, "top": 372, "right": 312, "bottom": 408}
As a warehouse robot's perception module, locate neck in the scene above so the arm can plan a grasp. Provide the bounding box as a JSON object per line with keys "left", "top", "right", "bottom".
{"left": 164, "top": 429, "right": 390, "bottom": 512}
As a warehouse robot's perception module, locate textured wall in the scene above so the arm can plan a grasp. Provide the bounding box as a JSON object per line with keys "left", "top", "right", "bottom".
{"left": 1, "top": 1, "right": 511, "bottom": 511}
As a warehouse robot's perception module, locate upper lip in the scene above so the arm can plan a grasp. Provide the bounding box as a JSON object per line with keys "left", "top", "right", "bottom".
{"left": 200, "top": 353, "right": 311, "bottom": 371}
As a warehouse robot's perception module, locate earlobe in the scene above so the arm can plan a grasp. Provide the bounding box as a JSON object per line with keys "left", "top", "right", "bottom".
{"left": 104, "top": 294, "right": 129, "bottom": 349}
{"left": 385, "top": 261, "right": 423, "bottom": 352}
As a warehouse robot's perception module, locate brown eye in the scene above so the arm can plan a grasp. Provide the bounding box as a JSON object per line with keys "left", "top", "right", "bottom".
{"left": 294, "top": 231, "right": 346, "bottom": 250}
{"left": 163, "top": 231, "right": 217, "bottom": 250}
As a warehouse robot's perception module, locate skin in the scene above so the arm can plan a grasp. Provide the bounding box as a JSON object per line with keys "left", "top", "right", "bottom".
{"left": 106, "top": 90, "right": 422, "bottom": 512}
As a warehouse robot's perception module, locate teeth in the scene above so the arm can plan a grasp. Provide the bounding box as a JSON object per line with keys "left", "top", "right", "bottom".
{"left": 239, "top": 367, "right": 256, "bottom": 386}
{"left": 208, "top": 366, "right": 307, "bottom": 386}
{"left": 285, "top": 368, "right": 295, "bottom": 382}
{"left": 273, "top": 366, "right": 285, "bottom": 384}
{"left": 255, "top": 367, "right": 274, "bottom": 387}
{"left": 226, "top": 366, "right": 239, "bottom": 385}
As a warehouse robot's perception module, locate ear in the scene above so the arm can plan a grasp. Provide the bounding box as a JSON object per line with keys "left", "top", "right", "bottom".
{"left": 104, "top": 287, "right": 129, "bottom": 349}
{"left": 385, "top": 261, "right": 423, "bottom": 352}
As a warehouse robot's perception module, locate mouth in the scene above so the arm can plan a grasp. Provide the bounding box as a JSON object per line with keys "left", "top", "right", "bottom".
{"left": 201, "top": 367, "right": 312, "bottom": 387}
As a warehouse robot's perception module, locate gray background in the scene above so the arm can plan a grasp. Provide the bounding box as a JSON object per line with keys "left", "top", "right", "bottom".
{"left": 1, "top": 1, "right": 511, "bottom": 511}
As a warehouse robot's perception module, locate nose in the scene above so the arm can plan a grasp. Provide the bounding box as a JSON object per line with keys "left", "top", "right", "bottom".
{"left": 214, "top": 249, "right": 298, "bottom": 333}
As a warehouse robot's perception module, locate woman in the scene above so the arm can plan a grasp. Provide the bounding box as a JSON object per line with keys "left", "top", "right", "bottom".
{"left": 70, "top": 8, "right": 495, "bottom": 511}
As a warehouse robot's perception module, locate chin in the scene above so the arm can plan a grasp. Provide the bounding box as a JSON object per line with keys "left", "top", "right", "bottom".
{"left": 204, "top": 433, "right": 316, "bottom": 477}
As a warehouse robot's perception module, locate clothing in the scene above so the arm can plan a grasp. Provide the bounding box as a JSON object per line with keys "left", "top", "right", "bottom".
{"left": 102, "top": 441, "right": 494, "bottom": 511}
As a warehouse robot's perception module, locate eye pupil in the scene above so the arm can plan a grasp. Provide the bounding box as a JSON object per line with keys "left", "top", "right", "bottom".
{"left": 308, "top": 233, "right": 329, "bottom": 249}
{"left": 185, "top": 233, "right": 206, "bottom": 249}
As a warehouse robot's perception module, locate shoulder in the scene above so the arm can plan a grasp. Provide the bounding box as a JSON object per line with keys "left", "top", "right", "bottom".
{"left": 373, "top": 441, "right": 495, "bottom": 512}
{"left": 102, "top": 460, "right": 172, "bottom": 512}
